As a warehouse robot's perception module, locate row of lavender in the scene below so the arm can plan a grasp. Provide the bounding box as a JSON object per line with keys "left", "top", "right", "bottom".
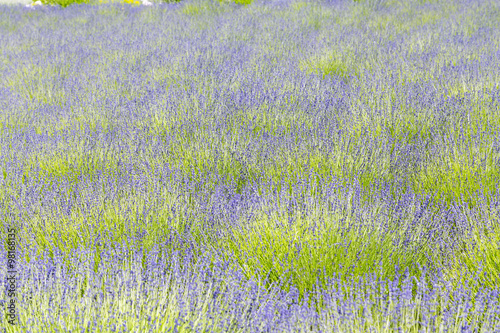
{"left": 1, "top": 0, "right": 500, "bottom": 330}
{"left": 1, "top": 163, "right": 499, "bottom": 330}
{"left": 0, "top": 231, "right": 499, "bottom": 331}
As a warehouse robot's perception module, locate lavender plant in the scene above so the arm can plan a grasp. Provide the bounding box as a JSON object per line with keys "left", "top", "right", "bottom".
{"left": 0, "top": 0, "right": 499, "bottom": 331}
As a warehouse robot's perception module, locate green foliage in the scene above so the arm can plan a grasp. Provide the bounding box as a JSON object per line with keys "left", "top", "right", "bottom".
{"left": 182, "top": 3, "right": 204, "bottom": 15}
{"left": 291, "top": 1, "right": 307, "bottom": 11}
{"left": 411, "top": 152, "right": 500, "bottom": 210}
{"left": 441, "top": 220, "right": 500, "bottom": 313}
{"left": 13, "top": 188, "right": 210, "bottom": 277}
{"left": 23, "top": 143, "right": 121, "bottom": 186}
{"left": 38, "top": 0, "right": 95, "bottom": 7}
{"left": 216, "top": 0, "right": 252, "bottom": 5}
{"left": 210, "top": 205, "right": 441, "bottom": 310}
{"left": 3, "top": 63, "right": 69, "bottom": 106}
{"left": 233, "top": 0, "right": 252, "bottom": 5}
{"left": 299, "top": 50, "right": 360, "bottom": 83}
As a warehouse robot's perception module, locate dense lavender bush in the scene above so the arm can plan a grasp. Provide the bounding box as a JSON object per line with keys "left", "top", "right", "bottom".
{"left": 0, "top": 0, "right": 499, "bottom": 331}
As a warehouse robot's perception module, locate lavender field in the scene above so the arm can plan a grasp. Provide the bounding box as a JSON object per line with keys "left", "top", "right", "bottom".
{"left": 1, "top": 0, "right": 500, "bottom": 331}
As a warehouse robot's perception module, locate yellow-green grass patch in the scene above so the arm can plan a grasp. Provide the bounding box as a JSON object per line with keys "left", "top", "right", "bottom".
{"left": 210, "top": 204, "right": 446, "bottom": 311}
{"left": 5, "top": 189, "right": 212, "bottom": 276}
{"left": 410, "top": 146, "right": 500, "bottom": 210}
{"left": 299, "top": 49, "right": 363, "bottom": 84}
{"left": 22, "top": 145, "right": 122, "bottom": 186}
{"left": 438, "top": 218, "right": 500, "bottom": 311}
